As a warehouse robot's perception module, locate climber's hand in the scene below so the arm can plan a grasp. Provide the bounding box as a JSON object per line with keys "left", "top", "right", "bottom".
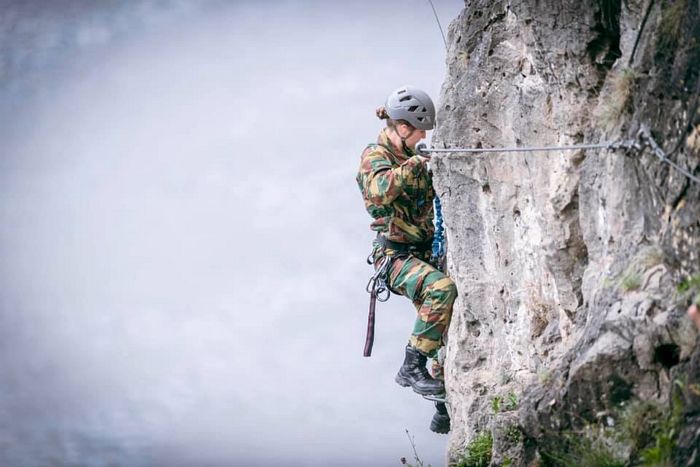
{"left": 415, "top": 143, "right": 431, "bottom": 159}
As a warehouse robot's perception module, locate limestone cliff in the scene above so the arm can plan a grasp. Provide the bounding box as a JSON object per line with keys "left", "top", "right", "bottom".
{"left": 432, "top": 1, "right": 700, "bottom": 465}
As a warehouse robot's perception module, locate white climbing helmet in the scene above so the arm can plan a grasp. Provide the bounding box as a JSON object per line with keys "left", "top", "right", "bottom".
{"left": 385, "top": 85, "right": 436, "bottom": 130}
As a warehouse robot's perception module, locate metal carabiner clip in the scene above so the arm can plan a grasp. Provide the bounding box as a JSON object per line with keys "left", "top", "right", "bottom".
{"left": 366, "top": 255, "right": 392, "bottom": 301}
{"left": 375, "top": 282, "right": 390, "bottom": 302}
{"left": 366, "top": 274, "right": 378, "bottom": 295}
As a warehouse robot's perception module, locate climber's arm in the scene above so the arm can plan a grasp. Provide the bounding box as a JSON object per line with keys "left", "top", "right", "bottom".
{"left": 359, "top": 153, "right": 428, "bottom": 206}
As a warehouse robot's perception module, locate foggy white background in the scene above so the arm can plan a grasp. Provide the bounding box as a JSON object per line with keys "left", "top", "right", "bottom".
{"left": 0, "top": 1, "right": 463, "bottom": 465}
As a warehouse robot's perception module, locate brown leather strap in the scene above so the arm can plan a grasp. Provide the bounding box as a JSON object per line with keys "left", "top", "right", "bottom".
{"left": 363, "top": 289, "right": 377, "bottom": 357}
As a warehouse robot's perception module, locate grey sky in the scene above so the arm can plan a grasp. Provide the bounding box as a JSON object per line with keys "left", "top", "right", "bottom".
{"left": 0, "top": 1, "right": 463, "bottom": 465}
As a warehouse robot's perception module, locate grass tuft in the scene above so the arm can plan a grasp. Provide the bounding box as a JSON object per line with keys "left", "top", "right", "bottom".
{"left": 600, "top": 67, "right": 638, "bottom": 125}
{"left": 458, "top": 431, "right": 493, "bottom": 467}
{"left": 539, "top": 390, "right": 687, "bottom": 466}
{"left": 657, "top": 0, "right": 687, "bottom": 56}
{"left": 491, "top": 392, "right": 519, "bottom": 414}
{"left": 620, "top": 271, "right": 642, "bottom": 291}
{"left": 541, "top": 427, "right": 626, "bottom": 467}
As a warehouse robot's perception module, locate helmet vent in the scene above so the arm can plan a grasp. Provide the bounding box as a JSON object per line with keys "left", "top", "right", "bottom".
{"left": 385, "top": 85, "right": 435, "bottom": 130}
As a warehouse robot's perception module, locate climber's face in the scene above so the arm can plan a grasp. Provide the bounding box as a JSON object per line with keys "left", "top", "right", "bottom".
{"left": 396, "top": 123, "right": 426, "bottom": 149}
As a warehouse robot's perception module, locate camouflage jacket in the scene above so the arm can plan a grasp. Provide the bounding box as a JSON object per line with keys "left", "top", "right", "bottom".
{"left": 356, "top": 128, "right": 435, "bottom": 244}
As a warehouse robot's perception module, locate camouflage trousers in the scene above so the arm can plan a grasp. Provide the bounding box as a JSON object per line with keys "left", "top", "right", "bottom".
{"left": 376, "top": 246, "right": 457, "bottom": 360}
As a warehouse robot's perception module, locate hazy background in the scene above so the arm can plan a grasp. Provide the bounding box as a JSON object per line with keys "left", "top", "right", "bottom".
{"left": 0, "top": 1, "right": 463, "bottom": 465}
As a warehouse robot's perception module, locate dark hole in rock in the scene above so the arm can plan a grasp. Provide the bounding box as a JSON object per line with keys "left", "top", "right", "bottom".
{"left": 654, "top": 343, "right": 680, "bottom": 369}
{"left": 482, "top": 183, "right": 491, "bottom": 194}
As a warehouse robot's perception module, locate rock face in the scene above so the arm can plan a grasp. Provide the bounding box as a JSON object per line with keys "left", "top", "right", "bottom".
{"left": 432, "top": 0, "right": 700, "bottom": 464}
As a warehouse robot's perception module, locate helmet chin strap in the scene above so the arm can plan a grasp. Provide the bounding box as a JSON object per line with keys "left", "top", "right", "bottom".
{"left": 395, "top": 126, "right": 415, "bottom": 152}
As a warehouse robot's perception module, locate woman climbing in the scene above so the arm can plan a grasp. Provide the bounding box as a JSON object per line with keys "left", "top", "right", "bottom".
{"left": 356, "top": 85, "right": 457, "bottom": 434}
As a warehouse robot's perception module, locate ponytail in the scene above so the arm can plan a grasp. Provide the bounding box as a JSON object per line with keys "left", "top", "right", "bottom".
{"left": 376, "top": 105, "right": 412, "bottom": 131}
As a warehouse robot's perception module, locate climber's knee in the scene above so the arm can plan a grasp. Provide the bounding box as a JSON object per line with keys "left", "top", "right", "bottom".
{"left": 427, "top": 276, "right": 457, "bottom": 308}
{"left": 410, "top": 335, "right": 441, "bottom": 357}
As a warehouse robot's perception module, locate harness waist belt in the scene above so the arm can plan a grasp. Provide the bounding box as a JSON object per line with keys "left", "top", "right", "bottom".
{"left": 376, "top": 235, "right": 432, "bottom": 254}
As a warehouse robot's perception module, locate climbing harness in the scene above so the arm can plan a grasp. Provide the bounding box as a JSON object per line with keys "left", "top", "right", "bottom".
{"left": 363, "top": 237, "right": 434, "bottom": 357}
{"left": 365, "top": 254, "right": 392, "bottom": 303}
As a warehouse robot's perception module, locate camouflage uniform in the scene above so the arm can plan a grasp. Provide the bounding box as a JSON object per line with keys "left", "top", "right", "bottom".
{"left": 357, "top": 129, "right": 457, "bottom": 357}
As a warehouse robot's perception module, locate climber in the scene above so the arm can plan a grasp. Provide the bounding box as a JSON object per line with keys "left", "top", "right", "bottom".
{"left": 356, "top": 85, "right": 457, "bottom": 434}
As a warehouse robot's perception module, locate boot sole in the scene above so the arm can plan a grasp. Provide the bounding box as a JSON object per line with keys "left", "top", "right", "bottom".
{"left": 430, "top": 413, "right": 450, "bottom": 434}
{"left": 395, "top": 373, "right": 412, "bottom": 387}
{"left": 430, "top": 424, "right": 450, "bottom": 434}
{"left": 395, "top": 374, "right": 445, "bottom": 396}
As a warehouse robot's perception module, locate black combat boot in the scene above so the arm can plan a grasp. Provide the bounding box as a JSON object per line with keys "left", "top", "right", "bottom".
{"left": 430, "top": 402, "right": 450, "bottom": 434}
{"left": 395, "top": 345, "right": 445, "bottom": 395}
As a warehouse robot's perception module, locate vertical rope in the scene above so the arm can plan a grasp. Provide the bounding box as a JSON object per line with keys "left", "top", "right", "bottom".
{"left": 432, "top": 196, "right": 445, "bottom": 262}
{"left": 427, "top": 0, "right": 448, "bottom": 50}
{"left": 628, "top": 0, "right": 655, "bottom": 67}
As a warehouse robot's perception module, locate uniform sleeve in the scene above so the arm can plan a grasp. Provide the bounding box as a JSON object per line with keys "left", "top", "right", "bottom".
{"left": 357, "top": 151, "right": 427, "bottom": 206}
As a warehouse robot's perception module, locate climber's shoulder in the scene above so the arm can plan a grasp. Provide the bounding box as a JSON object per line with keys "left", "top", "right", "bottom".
{"left": 360, "top": 143, "right": 393, "bottom": 173}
